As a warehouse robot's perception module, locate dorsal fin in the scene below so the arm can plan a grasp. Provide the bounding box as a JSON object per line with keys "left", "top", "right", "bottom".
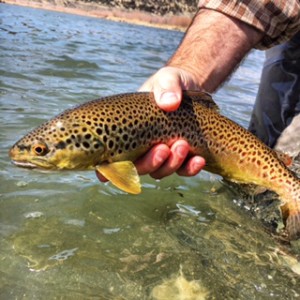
{"left": 183, "top": 91, "right": 219, "bottom": 111}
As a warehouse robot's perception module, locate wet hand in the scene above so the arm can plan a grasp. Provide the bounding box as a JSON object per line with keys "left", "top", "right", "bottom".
{"left": 137, "top": 67, "right": 206, "bottom": 179}
{"left": 96, "top": 66, "right": 206, "bottom": 183}
{"left": 139, "top": 66, "right": 201, "bottom": 111}
{"left": 96, "top": 140, "right": 206, "bottom": 182}
{"left": 134, "top": 140, "right": 206, "bottom": 179}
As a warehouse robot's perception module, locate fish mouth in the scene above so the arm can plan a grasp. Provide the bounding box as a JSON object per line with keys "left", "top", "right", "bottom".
{"left": 11, "top": 160, "right": 38, "bottom": 169}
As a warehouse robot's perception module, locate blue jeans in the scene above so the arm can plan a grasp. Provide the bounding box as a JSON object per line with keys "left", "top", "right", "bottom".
{"left": 248, "top": 32, "right": 300, "bottom": 149}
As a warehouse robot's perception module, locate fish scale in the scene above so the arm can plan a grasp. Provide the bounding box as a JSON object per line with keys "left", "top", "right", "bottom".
{"left": 9, "top": 91, "right": 300, "bottom": 240}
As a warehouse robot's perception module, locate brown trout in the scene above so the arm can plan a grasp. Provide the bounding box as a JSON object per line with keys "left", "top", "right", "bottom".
{"left": 9, "top": 91, "right": 300, "bottom": 240}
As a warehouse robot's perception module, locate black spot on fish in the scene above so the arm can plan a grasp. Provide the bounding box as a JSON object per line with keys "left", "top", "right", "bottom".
{"left": 96, "top": 128, "right": 102, "bottom": 135}
{"left": 55, "top": 141, "right": 66, "bottom": 150}
{"left": 108, "top": 140, "right": 114, "bottom": 149}
{"left": 125, "top": 143, "right": 130, "bottom": 151}
{"left": 18, "top": 144, "right": 30, "bottom": 151}
{"left": 94, "top": 139, "right": 102, "bottom": 150}
{"left": 82, "top": 141, "right": 90, "bottom": 149}
{"left": 104, "top": 124, "right": 109, "bottom": 135}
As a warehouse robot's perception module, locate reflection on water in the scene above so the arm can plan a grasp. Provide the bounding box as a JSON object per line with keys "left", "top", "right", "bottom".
{"left": 1, "top": 3, "right": 300, "bottom": 300}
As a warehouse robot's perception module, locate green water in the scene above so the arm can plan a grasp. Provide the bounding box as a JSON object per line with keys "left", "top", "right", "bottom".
{"left": 1, "top": 4, "right": 300, "bottom": 299}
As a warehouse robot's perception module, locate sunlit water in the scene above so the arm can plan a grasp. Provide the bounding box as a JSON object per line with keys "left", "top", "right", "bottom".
{"left": 1, "top": 4, "right": 300, "bottom": 300}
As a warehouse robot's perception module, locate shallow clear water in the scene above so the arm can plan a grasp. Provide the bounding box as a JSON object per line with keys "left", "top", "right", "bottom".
{"left": 1, "top": 4, "right": 300, "bottom": 300}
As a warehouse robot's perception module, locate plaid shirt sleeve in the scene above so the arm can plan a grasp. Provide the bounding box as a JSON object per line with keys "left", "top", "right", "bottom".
{"left": 198, "top": 0, "right": 300, "bottom": 49}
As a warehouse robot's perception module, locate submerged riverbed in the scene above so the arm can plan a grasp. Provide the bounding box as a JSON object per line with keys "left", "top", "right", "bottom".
{"left": 1, "top": 4, "right": 300, "bottom": 299}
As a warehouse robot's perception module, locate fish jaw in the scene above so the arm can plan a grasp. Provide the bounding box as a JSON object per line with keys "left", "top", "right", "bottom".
{"left": 11, "top": 160, "right": 38, "bottom": 169}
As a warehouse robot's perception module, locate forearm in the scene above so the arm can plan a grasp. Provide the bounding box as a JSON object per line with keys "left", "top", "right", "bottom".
{"left": 167, "top": 9, "right": 263, "bottom": 92}
{"left": 198, "top": 0, "right": 300, "bottom": 49}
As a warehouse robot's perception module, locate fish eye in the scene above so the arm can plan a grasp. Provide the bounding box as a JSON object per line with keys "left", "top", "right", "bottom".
{"left": 32, "top": 143, "right": 49, "bottom": 156}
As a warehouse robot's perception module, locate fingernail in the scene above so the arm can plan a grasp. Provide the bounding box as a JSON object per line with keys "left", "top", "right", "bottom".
{"left": 192, "top": 157, "right": 205, "bottom": 173}
{"left": 158, "top": 92, "right": 179, "bottom": 106}
{"left": 175, "top": 145, "right": 188, "bottom": 159}
{"left": 154, "top": 149, "right": 168, "bottom": 165}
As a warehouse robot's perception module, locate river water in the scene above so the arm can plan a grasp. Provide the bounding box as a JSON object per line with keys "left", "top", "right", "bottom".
{"left": 1, "top": 4, "right": 300, "bottom": 300}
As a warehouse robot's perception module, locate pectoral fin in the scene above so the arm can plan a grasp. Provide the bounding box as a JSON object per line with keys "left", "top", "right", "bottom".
{"left": 96, "top": 161, "right": 141, "bottom": 194}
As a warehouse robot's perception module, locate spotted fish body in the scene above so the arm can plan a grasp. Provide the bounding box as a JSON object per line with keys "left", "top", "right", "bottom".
{"left": 9, "top": 91, "right": 300, "bottom": 239}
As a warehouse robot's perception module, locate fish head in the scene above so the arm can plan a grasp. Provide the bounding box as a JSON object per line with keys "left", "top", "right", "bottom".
{"left": 9, "top": 137, "right": 52, "bottom": 169}
{"left": 9, "top": 115, "right": 106, "bottom": 170}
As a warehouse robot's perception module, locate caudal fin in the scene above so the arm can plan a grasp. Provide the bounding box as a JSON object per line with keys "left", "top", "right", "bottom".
{"left": 286, "top": 213, "right": 300, "bottom": 240}
{"left": 276, "top": 173, "right": 300, "bottom": 240}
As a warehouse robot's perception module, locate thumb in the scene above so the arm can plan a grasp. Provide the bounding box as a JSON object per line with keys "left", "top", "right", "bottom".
{"left": 155, "top": 90, "right": 182, "bottom": 112}
{"left": 153, "top": 68, "right": 183, "bottom": 112}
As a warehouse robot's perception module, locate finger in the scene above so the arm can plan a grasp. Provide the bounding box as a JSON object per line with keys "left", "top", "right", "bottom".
{"left": 153, "top": 68, "right": 182, "bottom": 112}
{"left": 150, "top": 140, "right": 190, "bottom": 179}
{"left": 176, "top": 156, "right": 206, "bottom": 177}
{"left": 139, "top": 75, "right": 154, "bottom": 92}
{"left": 139, "top": 67, "right": 183, "bottom": 112}
{"left": 134, "top": 144, "right": 171, "bottom": 175}
{"left": 154, "top": 90, "right": 182, "bottom": 112}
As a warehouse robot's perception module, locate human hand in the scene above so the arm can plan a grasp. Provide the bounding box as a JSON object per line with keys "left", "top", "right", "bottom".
{"left": 96, "top": 66, "right": 206, "bottom": 184}
{"left": 139, "top": 66, "right": 201, "bottom": 111}
{"left": 137, "top": 66, "right": 205, "bottom": 179}
{"left": 96, "top": 139, "right": 205, "bottom": 182}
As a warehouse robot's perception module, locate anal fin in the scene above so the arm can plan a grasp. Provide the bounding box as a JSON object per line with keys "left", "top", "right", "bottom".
{"left": 96, "top": 161, "right": 141, "bottom": 194}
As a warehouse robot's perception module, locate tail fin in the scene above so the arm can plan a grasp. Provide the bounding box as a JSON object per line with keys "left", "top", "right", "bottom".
{"left": 286, "top": 211, "right": 300, "bottom": 240}
{"left": 281, "top": 185, "right": 300, "bottom": 240}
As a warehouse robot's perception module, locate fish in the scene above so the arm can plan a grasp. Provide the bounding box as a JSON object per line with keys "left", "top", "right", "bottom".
{"left": 9, "top": 91, "right": 300, "bottom": 240}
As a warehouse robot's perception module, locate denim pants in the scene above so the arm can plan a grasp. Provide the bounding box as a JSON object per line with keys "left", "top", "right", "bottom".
{"left": 248, "top": 32, "right": 300, "bottom": 156}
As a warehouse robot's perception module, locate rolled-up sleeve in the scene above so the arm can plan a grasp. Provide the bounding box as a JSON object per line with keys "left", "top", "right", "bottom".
{"left": 198, "top": 0, "right": 300, "bottom": 49}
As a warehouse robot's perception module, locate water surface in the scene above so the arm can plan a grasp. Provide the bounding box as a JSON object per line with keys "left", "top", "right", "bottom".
{"left": 1, "top": 4, "right": 300, "bottom": 299}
